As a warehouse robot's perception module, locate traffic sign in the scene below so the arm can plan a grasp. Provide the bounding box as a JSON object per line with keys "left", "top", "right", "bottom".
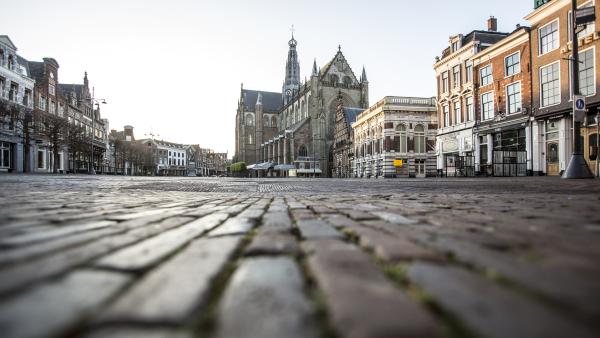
{"left": 573, "top": 95, "right": 586, "bottom": 122}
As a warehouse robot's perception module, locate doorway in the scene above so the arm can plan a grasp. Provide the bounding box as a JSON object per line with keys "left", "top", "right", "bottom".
{"left": 546, "top": 141, "right": 559, "bottom": 176}
{"left": 415, "top": 159, "right": 426, "bottom": 178}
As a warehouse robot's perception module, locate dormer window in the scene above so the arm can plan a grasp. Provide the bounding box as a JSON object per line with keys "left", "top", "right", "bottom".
{"left": 451, "top": 41, "right": 460, "bottom": 52}
{"left": 7, "top": 55, "right": 14, "bottom": 70}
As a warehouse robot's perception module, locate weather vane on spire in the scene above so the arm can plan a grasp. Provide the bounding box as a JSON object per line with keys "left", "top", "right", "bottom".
{"left": 290, "top": 24, "right": 295, "bottom": 38}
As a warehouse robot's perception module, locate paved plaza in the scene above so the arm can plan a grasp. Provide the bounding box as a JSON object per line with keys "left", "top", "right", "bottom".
{"left": 0, "top": 175, "right": 600, "bottom": 338}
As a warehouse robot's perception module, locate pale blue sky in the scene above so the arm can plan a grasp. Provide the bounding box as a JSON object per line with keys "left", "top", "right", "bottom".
{"left": 1, "top": 0, "right": 534, "bottom": 155}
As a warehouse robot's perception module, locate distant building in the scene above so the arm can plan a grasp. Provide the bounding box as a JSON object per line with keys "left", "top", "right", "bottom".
{"left": 332, "top": 94, "right": 364, "bottom": 178}
{"left": 352, "top": 96, "right": 437, "bottom": 178}
{"left": 236, "top": 34, "right": 369, "bottom": 177}
{"left": 434, "top": 18, "right": 509, "bottom": 175}
{"left": 0, "top": 35, "right": 35, "bottom": 173}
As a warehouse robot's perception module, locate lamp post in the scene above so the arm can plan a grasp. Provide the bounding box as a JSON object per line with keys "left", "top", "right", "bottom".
{"left": 563, "top": 0, "right": 594, "bottom": 178}
{"left": 79, "top": 96, "right": 107, "bottom": 175}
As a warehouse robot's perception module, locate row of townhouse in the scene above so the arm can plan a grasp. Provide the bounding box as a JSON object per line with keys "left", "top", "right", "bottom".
{"left": 108, "top": 125, "right": 229, "bottom": 176}
{"left": 0, "top": 35, "right": 109, "bottom": 174}
{"left": 435, "top": 0, "right": 599, "bottom": 177}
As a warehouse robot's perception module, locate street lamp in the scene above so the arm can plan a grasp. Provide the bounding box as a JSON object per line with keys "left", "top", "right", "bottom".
{"left": 79, "top": 97, "right": 107, "bottom": 175}
{"left": 563, "top": 0, "right": 594, "bottom": 179}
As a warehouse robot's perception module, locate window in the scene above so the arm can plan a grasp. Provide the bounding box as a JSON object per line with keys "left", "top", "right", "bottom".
{"left": 506, "top": 82, "right": 522, "bottom": 114}
{"left": 0, "top": 77, "right": 4, "bottom": 97}
{"left": 397, "top": 124, "right": 407, "bottom": 153}
{"left": 9, "top": 83, "right": 18, "bottom": 102}
{"left": 466, "top": 97, "right": 474, "bottom": 121}
{"left": 49, "top": 101, "right": 56, "bottom": 114}
{"left": 443, "top": 105, "right": 449, "bottom": 127}
{"left": 540, "top": 62, "right": 560, "bottom": 107}
{"left": 40, "top": 95, "right": 47, "bottom": 111}
{"left": 589, "top": 134, "right": 598, "bottom": 161}
{"left": 453, "top": 65, "right": 461, "bottom": 88}
{"left": 539, "top": 20, "right": 559, "bottom": 55}
{"left": 481, "top": 92, "right": 494, "bottom": 120}
{"left": 454, "top": 101, "right": 461, "bottom": 124}
{"left": 247, "top": 134, "right": 254, "bottom": 144}
{"left": 48, "top": 84, "right": 55, "bottom": 96}
{"left": 37, "top": 150, "right": 44, "bottom": 169}
{"left": 451, "top": 41, "right": 459, "bottom": 52}
{"left": 480, "top": 136, "right": 488, "bottom": 164}
{"left": 0, "top": 142, "right": 11, "bottom": 169}
{"left": 23, "top": 89, "right": 31, "bottom": 106}
{"left": 414, "top": 125, "right": 425, "bottom": 153}
{"left": 578, "top": 48, "right": 595, "bottom": 96}
{"left": 480, "top": 65, "right": 492, "bottom": 86}
{"left": 298, "top": 144, "right": 308, "bottom": 157}
{"left": 245, "top": 113, "right": 254, "bottom": 126}
{"left": 505, "top": 52, "right": 520, "bottom": 76}
{"left": 465, "top": 60, "right": 473, "bottom": 83}
{"left": 441, "top": 72, "right": 449, "bottom": 92}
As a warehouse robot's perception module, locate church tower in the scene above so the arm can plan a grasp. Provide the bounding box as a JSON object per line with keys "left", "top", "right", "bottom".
{"left": 282, "top": 32, "right": 300, "bottom": 106}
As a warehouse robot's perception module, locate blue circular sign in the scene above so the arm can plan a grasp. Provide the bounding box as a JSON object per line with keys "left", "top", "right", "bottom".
{"left": 576, "top": 98, "right": 585, "bottom": 110}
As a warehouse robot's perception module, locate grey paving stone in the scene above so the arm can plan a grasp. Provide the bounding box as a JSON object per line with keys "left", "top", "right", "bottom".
{"left": 303, "top": 239, "right": 441, "bottom": 338}
{"left": 370, "top": 211, "right": 419, "bottom": 225}
{"left": 408, "top": 263, "right": 597, "bottom": 338}
{"left": 0, "top": 216, "right": 194, "bottom": 295}
{"left": 83, "top": 327, "right": 191, "bottom": 338}
{"left": 96, "top": 213, "right": 228, "bottom": 271}
{"left": 100, "top": 236, "right": 242, "bottom": 323}
{"left": 262, "top": 211, "right": 293, "bottom": 233}
{"left": 0, "top": 220, "right": 117, "bottom": 247}
{"left": 0, "top": 269, "right": 130, "bottom": 338}
{"left": 215, "top": 257, "right": 319, "bottom": 338}
{"left": 352, "top": 226, "right": 441, "bottom": 262}
{"left": 106, "top": 209, "right": 169, "bottom": 221}
{"left": 245, "top": 233, "right": 301, "bottom": 256}
{"left": 208, "top": 217, "right": 256, "bottom": 237}
{"left": 297, "top": 219, "right": 343, "bottom": 240}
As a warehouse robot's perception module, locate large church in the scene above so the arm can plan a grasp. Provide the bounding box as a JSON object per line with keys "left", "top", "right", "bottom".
{"left": 234, "top": 34, "right": 369, "bottom": 176}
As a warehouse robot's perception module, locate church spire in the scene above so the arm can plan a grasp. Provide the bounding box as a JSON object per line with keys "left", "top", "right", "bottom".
{"left": 361, "top": 66, "right": 368, "bottom": 83}
{"left": 283, "top": 26, "right": 300, "bottom": 105}
{"left": 312, "top": 58, "right": 318, "bottom": 76}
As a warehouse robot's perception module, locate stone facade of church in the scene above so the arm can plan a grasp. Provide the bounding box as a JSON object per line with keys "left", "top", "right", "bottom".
{"left": 234, "top": 34, "right": 369, "bottom": 177}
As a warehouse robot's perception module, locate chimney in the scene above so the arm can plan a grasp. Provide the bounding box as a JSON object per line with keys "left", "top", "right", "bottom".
{"left": 488, "top": 16, "right": 498, "bottom": 32}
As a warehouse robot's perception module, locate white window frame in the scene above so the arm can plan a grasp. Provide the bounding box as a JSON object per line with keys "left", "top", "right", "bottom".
{"left": 480, "top": 91, "right": 495, "bottom": 121}
{"left": 442, "top": 71, "right": 449, "bottom": 93}
{"left": 569, "top": 46, "right": 596, "bottom": 98}
{"left": 504, "top": 51, "right": 521, "bottom": 77}
{"left": 538, "top": 19, "right": 559, "bottom": 56}
{"left": 453, "top": 100, "right": 461, "bottom": 124}
{"left": 443, "top": 105, "right": 450, "bottom": 127}
{"left": 465, "top": 60, "right": 473, "bottom": 83}
{"left": 453, "top": 65, "right": 461, "bottom": 88}
{"left": 506, "top": 81, "right": 522, "bottom": 115}
{"left": 466, "top": 96, "right": 474, "bottom": 121}
{"left": 539, "top": 61, "right": 561, "bottom": 108}
{"left": 480, "top": 65, "right": 492, "bottom": 86}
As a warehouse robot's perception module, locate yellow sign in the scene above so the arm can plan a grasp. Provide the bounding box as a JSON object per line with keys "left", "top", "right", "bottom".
{"left": 393, "top": 159, "right": 403, "bottom": 167}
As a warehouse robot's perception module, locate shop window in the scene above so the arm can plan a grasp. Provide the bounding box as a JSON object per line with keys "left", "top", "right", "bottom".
{"left": 589, "top": 134, "right": 598, "bottom": 161}
{"left": 38, "top": 151, "right": 45, "bottom": 169}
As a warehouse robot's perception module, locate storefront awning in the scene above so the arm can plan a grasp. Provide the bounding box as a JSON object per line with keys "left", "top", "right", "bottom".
{"left": 297, "top": 168, "right": 322, "bottom": 174}
{"left": 274, "top": 164, "right": 295, "bottom": 170}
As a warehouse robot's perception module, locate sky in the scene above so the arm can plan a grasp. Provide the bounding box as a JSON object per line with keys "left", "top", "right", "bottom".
{"left": 2, "top": 0, "right": 534, "bottom": 157}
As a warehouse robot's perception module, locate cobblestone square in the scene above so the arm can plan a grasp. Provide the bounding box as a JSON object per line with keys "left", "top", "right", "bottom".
{"left": 1, "top": 175, "right": 600, "bottom": 338}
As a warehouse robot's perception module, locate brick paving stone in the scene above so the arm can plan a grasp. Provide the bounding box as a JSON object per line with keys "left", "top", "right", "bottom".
{"left": 83, "top": 328, "right": 191, "bottom": 338}
{"left": 351, "top": 226, "right": 441, "bottom": 262}
{"left": 0, "top": 269, "right": 130, "bottom": 338}
{"left": 261, "top": 211, "right": 293, "bottom": 234}
{"left": 96, "top": 213, "right": 227, "bottom": 271}
{"left": 370, "top": 211, "right": 419, "bottom": 225}
{"left": 0, "top": 220, "right": 117, "bottom": 247}
{"left": 339, "top": 209, "right": 379, "bottom": 221}
{"left": 100, "top": 236, "right": 242, "bottom": 324}
{"left": 321, "top": 214, "right": 363, "bottom": 229}
{"left": 245, "top": 233, "right": 301, "bottom": 256}
{"left": 208, "top": 217, "right": 256, "bottom": 237}
{"left": 296, "top": 219, "right": 343, "bottom": 240}
{"left": 303, "top": 239, "right": 442, "bottom": 338}
{"left": 215, "top": 257, "right": 319, "bottom": 338}
{"left": 0, "top": 216, "right": 193, "bottom": 295}
{"left": 408, "top": 263, "right": 597, "bottom": 338}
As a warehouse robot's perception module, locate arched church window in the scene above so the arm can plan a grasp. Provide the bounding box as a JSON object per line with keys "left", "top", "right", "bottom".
{"left": 415, "top": 124, "right": 425, "bottom": 153}
{"left": 245, "top": 113, "right": 254, "bottom": 126}
{"left": 272, "top": 116, "right": 277, "bottom": 127}
{"left": 343, "top": 76, "right": 352, "bottom": 86}
{"left": 298, "top": 144, "right": 308, "bottom": 157}
{"left": 330, "top": 74, "right": 339, "bottom": 84}
{"left": 397, "top": 124, "right": 407, "bottom": 153}
{"left": 247, "top": 134, "right": 254, "bottom": 145}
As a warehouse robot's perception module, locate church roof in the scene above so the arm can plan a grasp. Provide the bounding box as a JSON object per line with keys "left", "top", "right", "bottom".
{"left": 242, "top": 89, "right": 282, "bottom": 112}
{"left": 342, "top": 107, "right": 365, "bottom": 125}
